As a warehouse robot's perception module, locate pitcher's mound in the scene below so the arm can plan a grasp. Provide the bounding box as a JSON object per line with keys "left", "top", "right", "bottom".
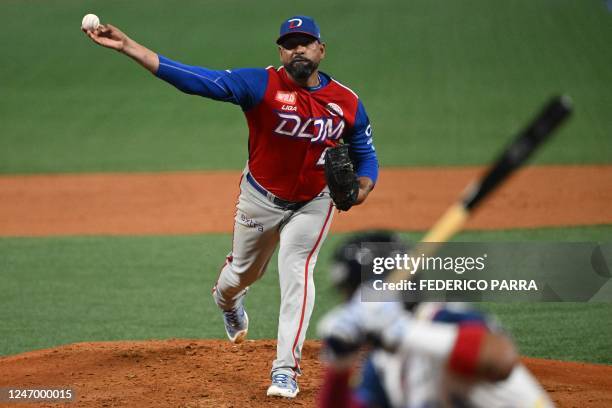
{"left": 1, "top": 339, "right": 611, "bottom": 407}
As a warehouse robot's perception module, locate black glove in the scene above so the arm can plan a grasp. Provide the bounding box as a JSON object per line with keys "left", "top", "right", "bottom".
{"left": 324, "top": 145, "right": 359, "bottom": 211}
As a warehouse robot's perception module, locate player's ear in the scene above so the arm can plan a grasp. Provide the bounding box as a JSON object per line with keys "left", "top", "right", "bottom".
{"left": 319, "top": 42, "right": 326, "bottom": 60}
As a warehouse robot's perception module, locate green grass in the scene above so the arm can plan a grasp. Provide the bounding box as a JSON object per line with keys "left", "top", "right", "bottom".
{"left": 1, "top": 225, "right": 610, "bottom": 363}
{"left": 483, "top": 303, "right": 612, "bottom": 363}
{"left": 1, "top": 0, "right": 611, "bottom": 174}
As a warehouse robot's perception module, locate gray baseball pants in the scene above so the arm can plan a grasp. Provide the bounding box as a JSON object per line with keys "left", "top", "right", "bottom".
{"left": 213, "top": 169, "right": 334, "bottom": 377}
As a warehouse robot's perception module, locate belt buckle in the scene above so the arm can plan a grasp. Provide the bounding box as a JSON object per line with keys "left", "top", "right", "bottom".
{"left": 286, "top": 200, "right": 305, "bottom": 211}
{"left": 273, "top": 196, "right": 297, "bottom": 210}
{"left": 276, "top": 197, "right": 292, "bottom": 209}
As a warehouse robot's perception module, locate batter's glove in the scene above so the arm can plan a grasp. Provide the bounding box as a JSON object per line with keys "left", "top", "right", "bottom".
{"left": 324, "top": 145, "right": 359, "bottom": 211}
{"left": 318, "top": 298, "right": 410, "bottom": 366}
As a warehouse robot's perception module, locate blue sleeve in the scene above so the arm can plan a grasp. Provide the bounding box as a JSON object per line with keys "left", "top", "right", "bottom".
{"left": 354, "top": 356, "right": 392, "bottom": 408}
{"left": 432, "top": 308, "right": 489, "bottom": 325}
{"left": 347, "top": 100, "right": 379, "bottom": 184}
{"left": 155, "top": 55, "right": 268, "bottom": 111}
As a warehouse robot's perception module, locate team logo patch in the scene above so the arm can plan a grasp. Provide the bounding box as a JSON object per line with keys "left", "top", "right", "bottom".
{"left": 288, "top": 18, "right": 303, "bottom": 29}
{"left": 275, "top": 91, "right": 297, "bottom": 105}
{"left": 325, "top": 103, "right": 343, "bottom": 117}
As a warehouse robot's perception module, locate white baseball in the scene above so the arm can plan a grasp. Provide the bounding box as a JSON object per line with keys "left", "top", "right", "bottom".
{"left": 81, "top": 14, "right": 100, "bottom": 31}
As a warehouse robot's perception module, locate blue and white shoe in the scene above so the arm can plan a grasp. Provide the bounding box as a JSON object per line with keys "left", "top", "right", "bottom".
{"left": 266, "top": 372, "right": 299, "bottom": 398}
{"left": 222, "top": 304, "right": 249, "bottom": 344}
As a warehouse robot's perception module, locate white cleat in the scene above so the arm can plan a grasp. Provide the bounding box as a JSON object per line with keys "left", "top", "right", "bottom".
{"left": 266, "top": 372, "right": 299, "bottom": 398}
{"left": 222, "top": 305, "right": 249, "bottom": 344}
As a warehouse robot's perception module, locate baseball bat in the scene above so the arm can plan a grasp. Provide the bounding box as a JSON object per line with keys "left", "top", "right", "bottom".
{"left": 387, "top": 95, "right": 573, "bottom": 283}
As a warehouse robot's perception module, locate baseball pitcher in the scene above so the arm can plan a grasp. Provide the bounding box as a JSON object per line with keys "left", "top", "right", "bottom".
{"left": 83, "top": 15, "right": 378, "bottom": 398}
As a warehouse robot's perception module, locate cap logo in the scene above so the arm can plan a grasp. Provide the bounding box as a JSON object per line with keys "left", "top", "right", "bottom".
{"left": 288, "top": 18, "right": 303, "bottom": 29}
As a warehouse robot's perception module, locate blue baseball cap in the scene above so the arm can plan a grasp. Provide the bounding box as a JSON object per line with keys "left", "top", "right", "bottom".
{"left": 276, "top": 15, "right": 321, "bottom": 45}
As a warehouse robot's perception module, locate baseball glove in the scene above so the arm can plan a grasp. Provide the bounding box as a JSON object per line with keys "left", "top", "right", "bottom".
{"left": 324, "top": 145, "right": 359, "bottom": 211}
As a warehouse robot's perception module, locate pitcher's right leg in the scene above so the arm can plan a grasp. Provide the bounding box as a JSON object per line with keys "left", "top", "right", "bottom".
{"left": 213, "top": 219, "right": 279, "bottom": 310}
{"left": 212, "top": 176, "right": 283, "bottom": 342}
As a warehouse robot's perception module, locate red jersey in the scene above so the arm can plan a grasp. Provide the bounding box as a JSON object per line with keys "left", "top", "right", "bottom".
{"left": 246, "top": 67, "right": 359, "bottom": 202}
{"left": 156, "top": 55, "right": 378, "bottom": 199}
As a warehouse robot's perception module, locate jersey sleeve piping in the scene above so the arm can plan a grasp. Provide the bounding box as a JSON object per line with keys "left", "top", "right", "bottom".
{"left": 331, "top": 78, "right": 359, "bottom": 99}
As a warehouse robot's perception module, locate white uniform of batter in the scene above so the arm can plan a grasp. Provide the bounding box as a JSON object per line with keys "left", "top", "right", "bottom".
{"left": 319, "top": 301, "right": 555, "bottom": 407}
{"left": 372, "top": 343, "right": 554, "bottom": 407}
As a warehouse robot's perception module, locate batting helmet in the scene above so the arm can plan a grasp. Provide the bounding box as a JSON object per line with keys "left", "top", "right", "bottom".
{"left": 330, "top": 231, "right": 409, "bottom": 298}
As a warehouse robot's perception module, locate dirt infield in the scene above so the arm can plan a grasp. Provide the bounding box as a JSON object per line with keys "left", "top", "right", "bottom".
{"left": 1, "top": 165, "right": 611, "bottom": 236}
{"left": 1, "top": 165, "right": 611, "bottom": 406}
{"left": 1, "top": 340, "right": 611, "bottom": 408}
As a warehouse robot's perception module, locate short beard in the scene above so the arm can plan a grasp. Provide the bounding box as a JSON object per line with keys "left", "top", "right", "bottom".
{"left": 284, "top": 58, "right": 318, "bottom": 82}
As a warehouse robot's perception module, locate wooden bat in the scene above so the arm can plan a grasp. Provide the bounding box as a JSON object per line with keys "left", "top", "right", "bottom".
{"left": 387, "top": 95, "right": 573, "bottom": 283}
